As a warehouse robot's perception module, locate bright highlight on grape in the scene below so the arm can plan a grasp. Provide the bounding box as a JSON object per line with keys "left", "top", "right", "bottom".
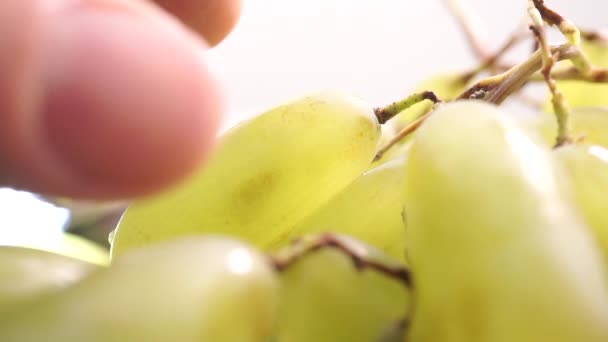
{"left": 402, "top": 100, "right": 608, "bottom": 342}
{"left": 0, "top": 237, "right": 280, "bottom": 342}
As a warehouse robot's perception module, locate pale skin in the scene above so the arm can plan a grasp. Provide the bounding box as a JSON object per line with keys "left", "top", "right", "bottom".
{"left": 0, "top": 0, "right": 242, "bottom": 200}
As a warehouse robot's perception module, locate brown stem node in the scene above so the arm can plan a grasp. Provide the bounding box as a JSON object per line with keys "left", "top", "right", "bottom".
{"left": 270, "top": 233, "right": 413, "bottom": 289}
{"left": 531, "top": 0, "right": 565, "bottom": 27}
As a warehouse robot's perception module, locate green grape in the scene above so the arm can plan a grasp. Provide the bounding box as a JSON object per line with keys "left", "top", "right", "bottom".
{"left": 111, "top": 91, "right": 381, "bottom": 258}
{"left": 273, "top": 234, "right": 410, "bottom": 342}
{"left": 554, "top": 143, "right": 608, "bottom": 258}
{"left": 12, "top": 233, "right": 110, "bottom": 266}
{"left": 0, "top": 246, "right": 100, "bottom": 317}
{"left": 403, "top": 100, "right": 608, "bottom": 342}
{"left": 0, "top": 236, "right": 279, "bottom": 342}
{"left": 547, "top": 40, "right": 608, "bottom": 109}
{"left": 278, "top": 156, "right": 409, "bottom": 263}
{"left": 527, "top": 106, "right": 608, "bottom": 148}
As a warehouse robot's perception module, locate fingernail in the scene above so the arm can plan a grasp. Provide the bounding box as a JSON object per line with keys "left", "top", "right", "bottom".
{"left": 40, "top": 3, "right": 223, "bottom": 198}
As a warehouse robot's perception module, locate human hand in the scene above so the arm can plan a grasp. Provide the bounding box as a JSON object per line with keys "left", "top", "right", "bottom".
{"left": 0, "top": 0, "right": 241, "bottom": 200}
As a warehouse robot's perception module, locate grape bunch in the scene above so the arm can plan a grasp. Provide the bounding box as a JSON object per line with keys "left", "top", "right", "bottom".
{"left": 2, "top": 1, "right": 608, "bottom": 341}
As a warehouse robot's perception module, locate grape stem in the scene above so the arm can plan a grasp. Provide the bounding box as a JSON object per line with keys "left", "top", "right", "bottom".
{"left": 495, "top": 28, "right": 608, "bottom": 82}
{"left": 442, "top": 0, "right": 531, "bottom": 79}
{"left": 456, "top": 43, "right": 579, "bottom": 104}
{"left": 269, "top": 233, "right": 413, "bottom": 289}
{"left": 374, "top": 43, "right": 577, "bottom": 158}
{"left": 374, "top": 92, "right": 441, "bottom": 124}
{"left": 374, "top": 43, "right": 579, "bottom": 158}
{"left": 580, "top": 28, "right": 608, "bottom": 43}
{"left": 374, "top": 2, "right": 604, "bottom": 156}
{"left": 270, "top": 234, "right": 414, "bottom": 340}
{"left": 373, "top": 109, "right": 433, "bottom": 162}
{"left": 528, "top": 2, "right": 573, "bottom": 147}
{"left": 460, "top": 25, "right": 530, "bottom": 84}
{"left": 529, "top": 66, "right": 608, "bottom": 83}
{"left": 442, "top": 0, "right": 490, "bottom": 59}
{"left": 531, "top": 0, "right": 580, "bottom": 45}
{"left": 373, "top": 21, "right": 530, "bottom": 160}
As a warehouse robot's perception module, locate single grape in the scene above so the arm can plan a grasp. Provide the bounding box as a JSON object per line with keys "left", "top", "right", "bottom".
{"left": 0, "top": 237, "right": 280, "bottom": 342}
{"left": 403, "top": 100, "right": 608, "bottom": 342}
{"left": 272, "top": 234, "right": 410, "bottom": 342}
{"left": 554, "top": 143, "right": 608, "bottom": 258}
{"left": 111, "top": 91, "right": 381, "bottom": 258}
{"left": 278, "top": 156, "right": 409, "bottom": 263}
{"left": 8, "top": 233, "right": 110, "bottom": 266}
{"left": 0, "top": 246, "right": 100, "bottom": 318}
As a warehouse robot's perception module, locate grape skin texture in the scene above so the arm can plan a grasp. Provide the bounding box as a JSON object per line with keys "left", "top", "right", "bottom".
{"left": 403, "top": 100, "right": 608, "bottom": 342}
{"left": 273, "top": 234, "right": 409, "bottom": 342}
{"left": 111, "top": 91, "right": 381, "bottom": 258}
{"left": 281, "top": 156, "right": 409, "bottom": 263}
{"left": 0, "top": 237, "right": 280, "bottom": 342}
{"left": 554, "top": 144, "right": 608, "bottom": 259}
{"left": 0, "top": 246, "right": 99, "bottom": 318}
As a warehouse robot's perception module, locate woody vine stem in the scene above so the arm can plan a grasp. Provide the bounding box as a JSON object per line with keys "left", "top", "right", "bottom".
{"left": 372, "top": 0, "right": 608, "bottom": 159}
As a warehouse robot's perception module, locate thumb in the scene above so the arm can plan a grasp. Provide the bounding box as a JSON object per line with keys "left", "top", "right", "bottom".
{"left": 0, "top": 0, "right": 224, "bottom": 200}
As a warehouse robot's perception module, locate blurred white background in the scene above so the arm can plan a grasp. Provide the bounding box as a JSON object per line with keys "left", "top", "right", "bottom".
{"left": 1, "top": 0, "right": 606, "bottom": 246}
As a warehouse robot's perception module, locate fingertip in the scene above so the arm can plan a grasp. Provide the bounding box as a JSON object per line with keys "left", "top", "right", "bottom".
{"left": 39, "top": 7, "right": 225, "bottom": 199}
{"left": 0, "top": 1, "right": 227, "bottom": 200}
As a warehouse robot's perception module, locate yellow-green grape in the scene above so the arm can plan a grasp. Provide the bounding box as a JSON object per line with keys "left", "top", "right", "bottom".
{"left": 527, "top": 106, "right": 608, "bottom": 148}
{"left": 0, "top": 237, "right": 279, "bottom": 342}
{"left": 111, "top": 91, "right": 381, "bottom": 258}
{"left": 548, "top": 40, "right": 608, "bottom": 109}
{"left": 0, "top": 246, "right": 100, "bottom": 317}
{"left": 273, "top": 234, "right": 410, "bottom": 342}
{"left": 280, "top": 156, "right": 409, "bottom": 262}
{"left": 12, "top": 233, "right": 111, "bottom": 266}
{"left": 403, "top": 100, "right": 608, "bottom": 342}
{"left": 554, "top": 143, "right": 608, "bottom": 258}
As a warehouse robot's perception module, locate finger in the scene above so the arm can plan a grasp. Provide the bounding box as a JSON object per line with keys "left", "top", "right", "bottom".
{"left": 0, "top": 0, "right": 224, "bottom": 200}
{"left": 151, "top": 0, "right": 242, "bottom": 46}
